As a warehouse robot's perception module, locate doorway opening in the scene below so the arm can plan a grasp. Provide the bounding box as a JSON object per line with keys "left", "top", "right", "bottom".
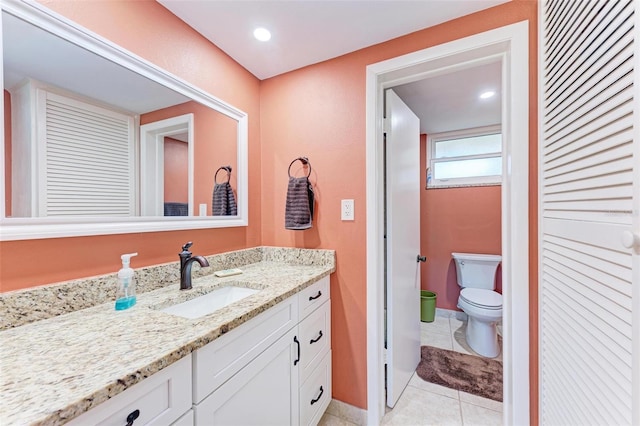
{"left": 139, "top": 113, "right": 194, "bottom": 216}
{"left": 366, "top": 22, "right": 530, "bottom": 425}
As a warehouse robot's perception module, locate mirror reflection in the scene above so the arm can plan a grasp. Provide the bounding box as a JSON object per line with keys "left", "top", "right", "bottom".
{"left": 2, "top": 11, "right": 238, "bottom": 218}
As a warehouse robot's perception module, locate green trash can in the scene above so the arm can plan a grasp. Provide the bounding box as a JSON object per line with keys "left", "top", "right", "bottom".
{"left": 420, "top": 290, "right": 437, "bottom": 322}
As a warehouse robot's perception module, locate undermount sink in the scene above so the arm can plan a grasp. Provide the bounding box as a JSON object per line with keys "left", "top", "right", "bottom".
{"left": 160, "top": 286, "right": 259, "bottom": 319}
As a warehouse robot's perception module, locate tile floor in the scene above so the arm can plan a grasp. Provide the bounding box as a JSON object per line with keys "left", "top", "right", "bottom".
{"left": 320, "top": 308, "right": 503, "bottom": 425}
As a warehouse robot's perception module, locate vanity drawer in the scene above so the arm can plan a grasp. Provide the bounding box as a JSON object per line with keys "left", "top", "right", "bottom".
{"left": 298, "top": 299, "right": 331, "bottom": 382}
{"left": 68, "top": 355, "right": 192, "bottom": 426}
{"left": 300, "top": 350, "right": 332, "bottom": 426}
{"left": 298, "top": 276, "right": 330, "bottom": 320}
{"left": 193, "top": 294, "right": 298, "bottom": 403}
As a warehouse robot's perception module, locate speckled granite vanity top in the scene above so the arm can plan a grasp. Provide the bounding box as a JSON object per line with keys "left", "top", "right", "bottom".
{"left": 0, "top": 247, "right": 335, "bottom": 425}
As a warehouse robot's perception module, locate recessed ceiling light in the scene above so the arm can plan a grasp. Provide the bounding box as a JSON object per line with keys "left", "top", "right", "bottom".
{"left": 253, "top": 27, "right": 271, "bottom": 42}
{"left": 479, "top": 90, "right": 496, "bottom": 99}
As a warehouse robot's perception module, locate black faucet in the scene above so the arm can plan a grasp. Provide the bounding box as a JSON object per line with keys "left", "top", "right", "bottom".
{"left": 179, "top": 242, "right": 210, "bottom": 290}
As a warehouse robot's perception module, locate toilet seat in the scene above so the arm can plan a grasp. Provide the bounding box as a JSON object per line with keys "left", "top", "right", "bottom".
{"left": 459, "top": 288, "right": 502, "bottom": 309}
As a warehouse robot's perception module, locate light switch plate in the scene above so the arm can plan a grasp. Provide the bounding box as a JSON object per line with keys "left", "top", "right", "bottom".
{"left": 341, "top": 199, "right": 354, "bottom": 221}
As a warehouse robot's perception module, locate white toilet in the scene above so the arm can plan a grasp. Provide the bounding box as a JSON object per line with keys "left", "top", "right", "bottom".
{"left": 452, "top": 252, "right": 502, "bottom": 358}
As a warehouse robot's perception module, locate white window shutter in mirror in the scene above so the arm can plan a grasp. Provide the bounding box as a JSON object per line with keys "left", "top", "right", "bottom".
{"left": 41, "top": 92, "right": 135, "bottom": 216}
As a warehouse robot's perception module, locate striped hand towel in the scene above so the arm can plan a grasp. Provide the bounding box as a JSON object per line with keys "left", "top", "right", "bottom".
{"left": 285, "top": 176, "right": 314, "bottom": 230}
{"left": 212, "top": 182, "right": 237, "bottom": 216}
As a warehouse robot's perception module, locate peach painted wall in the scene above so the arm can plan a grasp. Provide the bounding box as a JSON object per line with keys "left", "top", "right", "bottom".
{"left": 259, "top": 0, "right": 538, "bottom": 418}
{"left": 141, "top": 101, "right": 238, "bottom": 216}
{"left": 420, "top": 136, "right": 502, "bottom": 310}
{"left": 3, "top": 90, "right": 11, "bottom": 216}
{"left": 0, "top": 0, "right": 262, "bottom": 292}
{"left": 1, "top": 1, "right": 539, "bottom": 421}
{"left": 163, "top": 137, "right": 188, "bottom": 204}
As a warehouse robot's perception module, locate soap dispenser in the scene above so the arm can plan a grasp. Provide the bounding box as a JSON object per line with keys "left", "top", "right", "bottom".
{"left": 115, "top": 252, "right": 138, "bottom": 311}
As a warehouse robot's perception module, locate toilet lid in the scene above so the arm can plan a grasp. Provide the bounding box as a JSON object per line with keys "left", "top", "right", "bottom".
{"left": 460, "top": 288, "right": 502, "bottom": 309}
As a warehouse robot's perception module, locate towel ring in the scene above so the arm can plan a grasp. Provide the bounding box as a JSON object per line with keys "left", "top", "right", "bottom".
{"left": 288, "top": 157, "right": 312, "bottom": 178}
{"left": 214, "top": 166, "right": 232, "bottom": 184}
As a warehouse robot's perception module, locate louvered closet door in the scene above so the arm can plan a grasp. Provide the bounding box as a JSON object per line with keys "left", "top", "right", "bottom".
{"left": 40, "top": 91, "right": 135, "bottom": 216}
{"left": 541, "top": 0, "right": 638, "bottom": 425}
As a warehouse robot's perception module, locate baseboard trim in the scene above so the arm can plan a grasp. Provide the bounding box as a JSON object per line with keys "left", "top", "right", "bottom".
{"left": 326, "top": 399, "right": 367, "bottom": 425}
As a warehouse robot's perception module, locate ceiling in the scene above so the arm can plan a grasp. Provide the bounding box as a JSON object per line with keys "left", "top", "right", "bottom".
{"left": 393, "top": 61, "right": 502, "bottom": 134}
{"left": 157, "top": 0, "right": 509, "bottom": 80}
{"left": 157, "top": 0, "right": 506, "bottom": 133}
{"left": 4, "top": 2, "right": 504, "bottom": 134}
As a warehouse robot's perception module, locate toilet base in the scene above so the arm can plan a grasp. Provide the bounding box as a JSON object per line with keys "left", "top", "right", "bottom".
{"left": 465, "top": 316, "right": 500, "bottom": 358}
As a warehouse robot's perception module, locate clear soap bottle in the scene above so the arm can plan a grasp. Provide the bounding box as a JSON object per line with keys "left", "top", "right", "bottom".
{"left": 115, "top": 252, "right": 138, "bottom": 311}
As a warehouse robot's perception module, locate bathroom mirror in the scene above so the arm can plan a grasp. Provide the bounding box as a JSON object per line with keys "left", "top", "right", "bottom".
{"left": 0, "top": 1, "right": 248, "bottom": 240}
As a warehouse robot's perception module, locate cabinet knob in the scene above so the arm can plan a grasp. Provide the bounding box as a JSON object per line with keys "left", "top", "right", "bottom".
{"left": 125, "top": 409, "right": 140, "bottom": 426}
{"left": 293, "top": 336, "right": 300, "bottom": 366}
{"left": 622, "top": 230, "right": 640, "bottom": 249}
{"left": 310, "top": 386, "right": 324, "bottom": 405}
{"left": 309, "top": 291, "right": 322, "bottom": 301}
{"left": 310, "top": 330, "right": 323, "bottom": 344}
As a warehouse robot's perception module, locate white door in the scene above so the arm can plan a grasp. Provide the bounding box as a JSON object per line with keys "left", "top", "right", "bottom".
{"left": 385, "top": 89, "right": 421, "bottom": 408}
{"left": 540, "top": 1, "right": 639, "bottom": 424}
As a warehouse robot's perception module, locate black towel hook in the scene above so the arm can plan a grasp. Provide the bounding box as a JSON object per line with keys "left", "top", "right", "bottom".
{"left": 288, "top": 157, "right": 312, "bottom": 178}
{"left": 214, "top": 166, "right": 232, "bottom": 184}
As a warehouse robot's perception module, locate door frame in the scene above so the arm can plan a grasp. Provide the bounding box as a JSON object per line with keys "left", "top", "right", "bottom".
{"left": 365, "top": 21, "right": 530, "bottom": 425}
{"left": 139, "top": 113, "right": 194, "bottom": 216}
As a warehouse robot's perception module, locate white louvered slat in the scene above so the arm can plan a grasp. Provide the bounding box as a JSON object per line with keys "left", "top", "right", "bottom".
{"left": 544, "top": 116, "right": 632, "bottom": 167}
{"left": 543, "top": 210, "right": 632, "bottom": 224}
{"left": 42, "top": 92, "right": 134, "bottom": 216}
{"left": 545, "top": 1, "right": 632, "bottom": 113}
{"left": 541, "top": 0, "right": 637, "bottom": 424}
{"left": 544, "top": 141, "right": 633, "bottom": 179}
{"left": 544, "top": 170, "right": 633, "bottom": 195}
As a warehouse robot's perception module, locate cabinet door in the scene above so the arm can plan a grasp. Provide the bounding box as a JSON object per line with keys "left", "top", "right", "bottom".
{"left": 195, "top": 328, "right": 299, "bottom": 425}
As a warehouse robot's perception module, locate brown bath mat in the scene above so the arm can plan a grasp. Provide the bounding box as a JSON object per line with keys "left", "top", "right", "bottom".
{"left": 416, "top": 345, "right": 503, "bottom": 402}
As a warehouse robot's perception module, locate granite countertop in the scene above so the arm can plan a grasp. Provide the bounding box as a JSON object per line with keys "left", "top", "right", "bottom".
{"left": 0, "top": 248, "right": 335, "bottom": 425}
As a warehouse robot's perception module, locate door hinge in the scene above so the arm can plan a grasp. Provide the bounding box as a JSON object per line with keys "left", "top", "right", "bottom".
{"left": 383, "top": 348, "right": 388, "bottom": 364}
{"left": 383, "top": 118, "right": 390, "bottom": 134}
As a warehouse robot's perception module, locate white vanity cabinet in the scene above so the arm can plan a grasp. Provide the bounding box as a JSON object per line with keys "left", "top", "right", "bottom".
{"left": 193, "top": 276, "right": 331, "bottom": 426}
{"left": 67, "top": 355, "right": 192, "bottom": 426}
{"left": 67, "top": 276, "right": 331, "bottom": 426}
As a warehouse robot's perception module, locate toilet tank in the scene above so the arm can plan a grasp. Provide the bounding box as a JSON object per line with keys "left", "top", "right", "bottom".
{"left": 452, "top": 252, "right": 501, "bottom": 290}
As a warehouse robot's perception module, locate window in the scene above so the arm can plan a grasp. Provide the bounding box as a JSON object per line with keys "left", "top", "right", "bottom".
{"left": 426, "top": 125, "right": 502, "bottom": 188}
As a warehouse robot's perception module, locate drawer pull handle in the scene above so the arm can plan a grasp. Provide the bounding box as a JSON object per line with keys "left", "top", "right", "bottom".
{"left": 294, "top": 336, "right": 300, "bottom": 366}
{"left": 310, "top": 330, "right": 323, "bottom": 344}
{"left": 125, "top": 409, "right": 140, "bottom": 426}
{"left": 309, "top": 291, "right": 322, "bottom": 301}
{"left": 310, "top": 386, "right": 324, "bottom": 405}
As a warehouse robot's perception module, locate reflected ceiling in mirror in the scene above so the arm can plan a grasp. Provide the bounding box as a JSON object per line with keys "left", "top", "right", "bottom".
{"left": 0, "top": 1, "right": 248, "bottom": 240}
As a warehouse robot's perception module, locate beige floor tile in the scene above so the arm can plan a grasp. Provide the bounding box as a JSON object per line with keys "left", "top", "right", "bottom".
{"left": 421, "top": 315, "right": 451, "bottom": 334}
{"left": 414, "top": 307, "right": 504, "bottom": 426}
{"left": 435, "top": 308, "right": 454, "bottom": 318}
{"left": 318, "top": 412, "right": 359, "bottom": 426}
{"left": 460, "top": 402, "right": 502, "bottom": 426}
{"left": 421, "top": 328, "right": 453, "bottom": 350}
{"left": 459, "top": 392, "right": 503, "bottom": 412}
{"left": 382, "top": 386, "right": 463, "bottom": 426}
{"left": 408, "top": 372, "right": 459, "bottom": 399}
